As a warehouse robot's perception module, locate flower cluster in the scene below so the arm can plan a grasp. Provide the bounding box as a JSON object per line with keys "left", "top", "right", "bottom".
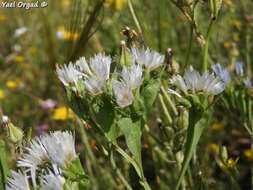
{"left": 56, "top": 47, "right": 165, "bottom": 108}
{"left": 6, "top": 131, "right": 77, "bottom": 190}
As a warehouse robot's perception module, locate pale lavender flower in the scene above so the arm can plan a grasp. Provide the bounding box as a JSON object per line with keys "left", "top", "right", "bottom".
{"left": 112, "top": 80, "right": 134, "bottom": 108}
{"left": 121, "top": 64, "right": 143, "bottom": 89}
{"left": 39, "top": 99, "right": 57, "bottom": 110}
{"left": 56, "top": 63, "right": 82, "bottom": 87}
{"left": 6, "top": 171, "right": 31, "bottom": 190}
{"left": 131, "top": 47, "right": 165, "bottom": 70}
{"left": 211, "top": 63, "right": 231, "bottom": 84}
{"left": 244, "top": 78, "right": 252, "bottom": 88}
{"left": 170, "top": 67, "right": 225, "bottom": 95}
{"left": 235, "top": 61, "right": 244, "bottom": 76}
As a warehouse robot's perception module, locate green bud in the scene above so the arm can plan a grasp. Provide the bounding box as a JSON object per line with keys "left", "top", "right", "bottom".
{"left": 220, "top": 146, "right": 228, "bottom": 163}
{"left": 7, "top": 123, "right": 23, "bottom": 143}
{"left": 177, "top": 106, "right": 189, "bottom": 129}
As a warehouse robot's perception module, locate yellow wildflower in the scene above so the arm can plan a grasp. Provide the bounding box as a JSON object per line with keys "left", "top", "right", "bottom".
{"left": 56, "top": 26, "right": 79, "bottom": 41}
{"left": 105, "top": 0, "right": 127, "bottom": 10}
{"left": 211, "top": 122, "right": 225, "bottom": 131}
{"left": 226, "top": 157, "right": 239, "bottom": 169}
{"left": 15, "top": 55, "right": 25, "bottom": 63}
{"left": 207, "top": 143, "right": 220, "bottom": 154}
{"left": 223, "top": 41, "right": 232, "bottom": 49}
{"left": 244, "top": 149, "right": 253, "bottom": 161}
{"left": 232, "top": 33, "right": 240, "bottom": 42}
{"left": 0, "top": 15, "right": 7, "bottom": 22}
{"left": 62, "top": 0, "right": 71, "bottom": 8}
{"left": 223, "top": 0, "right": 232, "bottom": 6}
{"left": 232, "top": 20, "right": 241, "bottom": 30}
{"left": 0, "top": 89, "right": 5, "bottom": 99}
{"left": 52, "top": 106, "right": 75, "bottom": 121}
{"left": 6, "top": 80, "right": 20, "bottom": 89}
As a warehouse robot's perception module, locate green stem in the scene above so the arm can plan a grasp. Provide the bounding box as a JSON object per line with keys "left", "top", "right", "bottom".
{"left": 203, "top": 20, "right": 214, "bottom": 72}
{"left": 175, "top": 112, "right": 205, "bottom": 190}
{"left": 0, "top": 140, "right": 9, "bottom": 190}
{"left": 127, "top": 0, "right": 143, "bottom": 35}
{"left": 110, "top": 150, "right": 133, "bottom": 190}
{"left": 113, "top": 143, "right": 152, "bottom": 190}
{"left": 185, "top": 25, "right": 193, "bottom": 69}
{"left": 158, "top": 94, "right": 173, "bottom": 125}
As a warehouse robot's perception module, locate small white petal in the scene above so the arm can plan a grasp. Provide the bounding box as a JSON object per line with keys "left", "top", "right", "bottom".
{"left": 131, "top": 47, "right": 164, "bottom": 70}
{"left": 90, "top": 53, "right": 111, "bottom": 80}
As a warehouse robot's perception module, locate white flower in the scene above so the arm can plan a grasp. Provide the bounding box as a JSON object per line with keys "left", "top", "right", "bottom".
{"left": 112, "top": 80, "right": 134, "bottom": 108}
{"left": 84, "top": 77, "right": 104, "bottom": 95}
{"left": 17, "top": 137, "right": 49, "bottom": 185}
{"left": 56, "top": 63, "right": 82, "bottom": 87}
{"left": 6, "top": 171, "right": 31, "bottom": 190}
{"left": 121, "top": 64, "right": 143, "bottom": 89}
{"left": 76, "top": 57, "right": 92, "bottom": 76}
{"left": 131, "top": 47, "right": 164, "bottom": 70}
{"left": 14, "top": 27, "right": 28, "bottom": 38}
{"left": 211, "top": 63, "right": 231, "bottom": 84}
{"left": 170, "top": 67, "right": 225, "bottom": 95}
{"left": 235, "top": 61, "right": 244, "bottom": 76}
{"left": 89, "top": 53, "right": 111, "bottom": 80}
{"left": 41, "top": 168, "right": 65, "bottom": 190}
{"left": 40, "top": 131, "right": 77, "bottom": 168}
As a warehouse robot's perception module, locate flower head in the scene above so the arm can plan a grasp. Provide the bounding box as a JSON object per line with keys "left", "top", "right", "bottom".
{"left": 235, "top": 61, "right": 244, "bottom": 76}
{"left": 112, "top": 80, "right": 133, "bottom": 108}
{"left": 6, "top": 171, "right": 30, "bottom": 190}
{"left": 121, "top": 64, "right": 143, "bottom": 89}
{"left": 40, "top": 131, "right": 77, "bottom": 168}
{"left": 17, "top": 137, "right": 49, "bottom": 184}
{"left": 211, "top": 63, "right": 231, "bottom": 84}
{"left": 170, "top": 67, "right": 225, "bottom": 95}
{"left": 89, "top": 53, "right": 112, "bottom": 81}
{"left": 56, "top": 63, "right": 82, "bottom": 87}
{"left": 41, "top": 168, "right": 65, "bottom": 190}
{"left": 244, "top": 78, "right": 252, "bottom": 89}
{"left": 131, "top": 47, "right": 164, "bottom": 70}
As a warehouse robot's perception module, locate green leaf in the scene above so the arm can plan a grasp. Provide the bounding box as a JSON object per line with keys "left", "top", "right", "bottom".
{"left": 175, "top": 111, "right": 211, "bottom": 190}
{"left": 141, "top": 79, "right": 161, "bottom": 116}
{"left": 117, "top": 118, "right": 142, "bottom": 166}
{"left": 64, "top": 158, "right": 89, "bottom": 190}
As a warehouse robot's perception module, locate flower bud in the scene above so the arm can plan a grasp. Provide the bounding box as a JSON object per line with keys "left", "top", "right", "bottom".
{"left": 7, "top": 123, "right": 23, "bottom": 143}
{"left": 220, "top": 146, "right": 228, "bottom": 163}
